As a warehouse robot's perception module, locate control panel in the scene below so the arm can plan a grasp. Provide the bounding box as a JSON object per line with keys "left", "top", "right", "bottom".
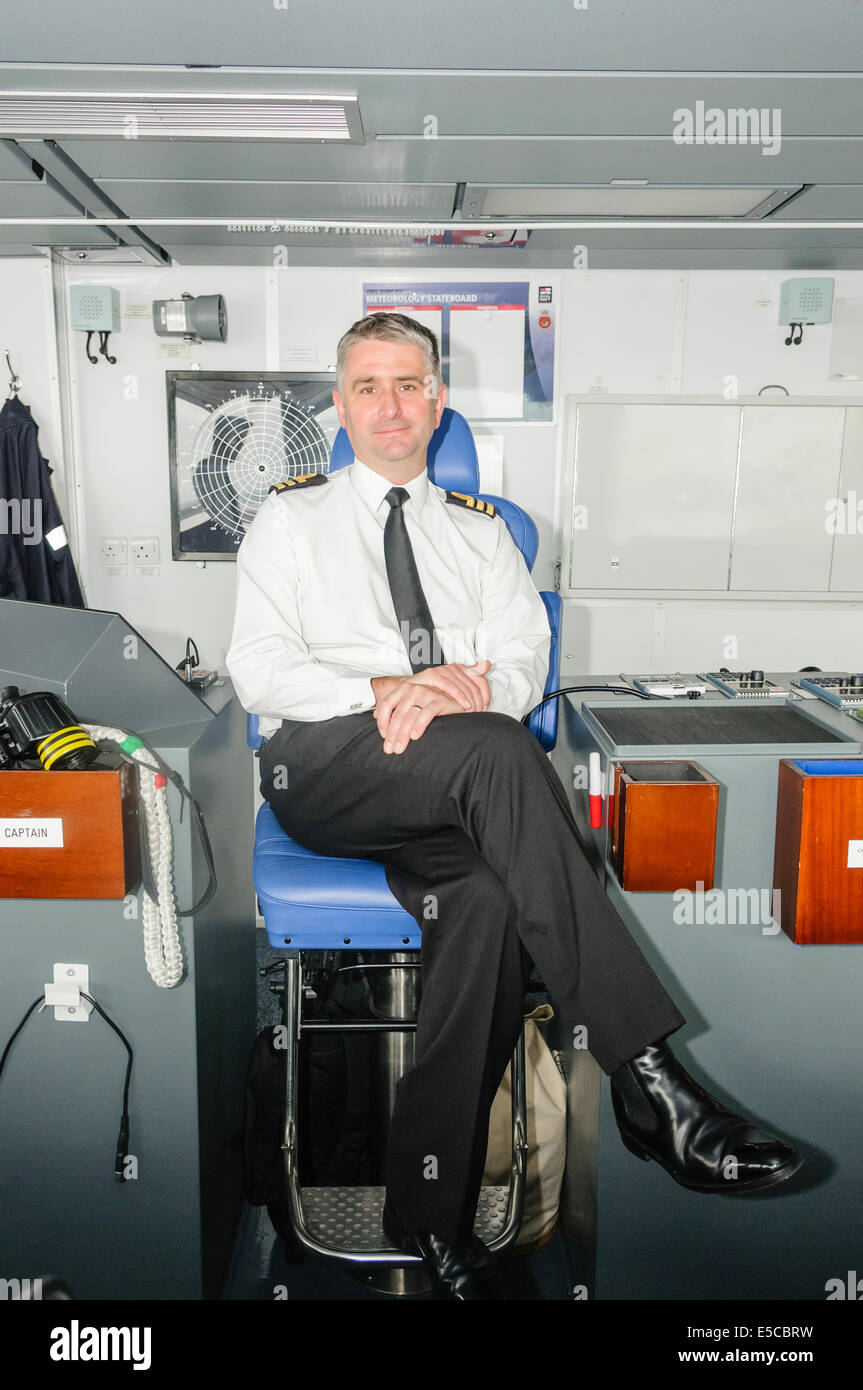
{"left": 703, "top": 669, "right": 788, "bottom": 698}
{"left": 622, "top": 668, "right": 863, "bottom": 724}
{"left": 794, "top": 673, "right": 863, "bottom": 709}
{"left": 630, "top": 675, "right": 709, "bottom": 699}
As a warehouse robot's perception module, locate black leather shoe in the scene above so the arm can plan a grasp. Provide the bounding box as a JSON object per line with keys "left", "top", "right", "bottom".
{"left": 610, "top": 1041, "right": 803, "bottom": 1194}
{"left": 382, "top": 1201, "right": 503, "bottom": 1300}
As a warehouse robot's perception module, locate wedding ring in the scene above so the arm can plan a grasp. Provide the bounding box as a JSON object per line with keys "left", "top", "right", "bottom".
{"left": 412, "top": 703, "right": 423, "bottom": 710}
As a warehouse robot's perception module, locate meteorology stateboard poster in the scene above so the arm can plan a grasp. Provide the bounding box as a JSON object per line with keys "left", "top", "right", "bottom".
{"left": 362, "top": 281, "right": 555, "bottom": 422}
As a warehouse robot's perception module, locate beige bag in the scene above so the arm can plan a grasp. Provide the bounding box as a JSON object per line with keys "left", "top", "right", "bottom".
{"left": 482, "top": 1003, "right": 567, "bottom": 1252}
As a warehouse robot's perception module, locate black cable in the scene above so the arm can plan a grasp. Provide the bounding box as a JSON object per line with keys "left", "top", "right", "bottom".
{"left": 98, "top": 330, "right": 117, "bottom": 365}
{"left": 0, "top": 996, "right": 42, "bottom": 1080}
{"left": 130, "top": 759, "right": 217, "bottom": 916}
{"left": 93, "top": 727, "right": 218, "bottom": 916}
{"left": 521, "top": 681, "right": 653, "bottom": 725}
{"left": 136, "top": 805, "right": 160, "bottom": 906}
{"left": 0, "top": 993, "right": 134, "bottom": 1181}
{"left": 81, "top": 993, "right": 133, "bottom": 1181}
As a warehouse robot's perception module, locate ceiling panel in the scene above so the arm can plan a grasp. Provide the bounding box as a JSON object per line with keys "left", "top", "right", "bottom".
{"left": 161, "top": 236, "right": 863, "bottom": 271}
{"left": 0, "top": 0, "right": 861, "bottom": 71}
{"left": 3, "top": 73, "right": 863, "bottom": 136}
{"left": 0, "top": 223, "right": 117, "bottom": 248}
{"left": 94, "top": 180, "right": 456, "bottom": 218}
{"left": 157, "top": 224, "right": 863, "bottom": 253}
{"left": 0, "top": 143, "right": 40, "bottom": 180}
{"left": 47, "top": 135, "right": 863, "bottom": 190}
{"left": 771, "top": 186, "right": 863, "bottom": 219}
{"left": 9, "top": 66, "right": 853, "bottom": 201}
{"left": 1, "top": 15, "right": 862, "bottom": 268}
{"left": 0, "top": 181, "right": 84, "bottom": 216}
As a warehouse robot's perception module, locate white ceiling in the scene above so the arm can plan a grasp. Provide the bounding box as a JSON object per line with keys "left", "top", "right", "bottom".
{"left": 1, "top": 1, "right": 862, "bottom": 267}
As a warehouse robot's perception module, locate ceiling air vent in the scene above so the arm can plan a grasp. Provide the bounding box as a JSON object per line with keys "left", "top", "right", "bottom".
{"left": 46, "top": 245, "right": 170, "bottom": 267}
{"left": 0, "top": 93, "right": 363, "bottom": 142}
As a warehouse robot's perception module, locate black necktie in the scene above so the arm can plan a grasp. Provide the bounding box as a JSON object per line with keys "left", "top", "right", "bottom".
{"left": 383, "top": 487, "right": 443, "bottom": 671}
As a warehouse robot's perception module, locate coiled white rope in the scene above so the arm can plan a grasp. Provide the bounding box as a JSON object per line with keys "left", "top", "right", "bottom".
{"left": 83, "top": 724, "right": 184, "bottom": 989}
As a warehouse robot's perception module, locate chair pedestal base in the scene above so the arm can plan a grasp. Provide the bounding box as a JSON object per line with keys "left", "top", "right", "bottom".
{"left": 351, "top": 1266, "right": 432, "bottom": 1296}
{"left": 279, "top": 952, "right": 528, "bottom": 1288}
{"left": 368, "top": 951, "right": 422, "bottom": 1179}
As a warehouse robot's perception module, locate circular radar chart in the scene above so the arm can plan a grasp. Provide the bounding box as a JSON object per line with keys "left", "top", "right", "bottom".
{"left": 189, "top": 390, "right": 330, "bottom": 538}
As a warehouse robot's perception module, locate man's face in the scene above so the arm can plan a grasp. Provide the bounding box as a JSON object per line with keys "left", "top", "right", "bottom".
{"left": 332, "top": 337, "right": 447, "bottom": 481}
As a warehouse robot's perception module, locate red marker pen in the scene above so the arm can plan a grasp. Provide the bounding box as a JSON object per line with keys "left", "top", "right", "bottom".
{"left": 589, "top": 751, "right": 602, "bottom": 829}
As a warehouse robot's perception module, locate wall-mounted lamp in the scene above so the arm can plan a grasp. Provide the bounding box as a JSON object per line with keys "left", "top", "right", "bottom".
{"left": 152, "top": 294, "right": 227, "bottom": 343}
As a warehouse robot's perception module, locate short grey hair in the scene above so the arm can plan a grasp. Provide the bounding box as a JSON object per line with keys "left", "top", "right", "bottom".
{"left": 335, "top": 312, "right": 442, "bottom": 397}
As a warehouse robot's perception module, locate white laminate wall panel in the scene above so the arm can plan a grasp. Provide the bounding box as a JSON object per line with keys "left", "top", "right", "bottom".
{"left": 729, "top": 405, "right": 845, "bottom": 591}
{"left": 830, "top": 407, "right": 863, "bottom": 592}
{"left": 568, "top": 401, "right": 740, "bottom": 591}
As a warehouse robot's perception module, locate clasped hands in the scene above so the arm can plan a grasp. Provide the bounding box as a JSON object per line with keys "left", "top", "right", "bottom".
{"left": 370, "top": 660, "right": 492, "bottom": 755}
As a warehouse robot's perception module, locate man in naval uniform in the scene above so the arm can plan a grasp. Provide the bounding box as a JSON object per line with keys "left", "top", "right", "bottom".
{"left": 226, "top": 312, "right": 801, "bottom": 1299}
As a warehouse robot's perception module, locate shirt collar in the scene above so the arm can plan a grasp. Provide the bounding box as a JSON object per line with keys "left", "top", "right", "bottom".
{"left": 349, "top": 454, "right": 430, "bottom": 522}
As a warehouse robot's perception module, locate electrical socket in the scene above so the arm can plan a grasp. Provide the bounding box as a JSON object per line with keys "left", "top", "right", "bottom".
{"left": 100, "top": 538, "right": 128, "bottom": 565}
{"left": 130, "top": 538, "right": 160, "bottom": 565}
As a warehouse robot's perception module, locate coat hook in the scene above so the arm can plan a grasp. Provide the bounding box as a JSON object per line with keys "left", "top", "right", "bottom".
{"left": 4, "top": 349, "right": 21, "bottom": 397}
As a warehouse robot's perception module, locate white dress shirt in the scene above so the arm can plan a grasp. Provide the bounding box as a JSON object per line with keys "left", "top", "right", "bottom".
{"left": 226, "top": 455, "right": 551, "bottom": 736}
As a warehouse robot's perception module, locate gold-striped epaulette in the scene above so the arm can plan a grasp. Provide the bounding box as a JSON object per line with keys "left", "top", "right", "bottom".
{"left": 445, "top": 491, "right": 496, "bottom": 518}
{"left": 269, "top": 473, "right": 329, "bottom": 495}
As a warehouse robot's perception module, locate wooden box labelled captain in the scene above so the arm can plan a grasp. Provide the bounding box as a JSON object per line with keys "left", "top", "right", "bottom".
{"left": 773, "top": 758, "right": 863, "bottom": 944}
{"left": 612, "top": 760, "right": 719, "bottom": 892}
{"left": 0, "top": 765, "right": 139, "bottom": 898}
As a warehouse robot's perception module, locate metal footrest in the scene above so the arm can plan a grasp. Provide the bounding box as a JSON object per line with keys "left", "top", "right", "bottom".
{"left": 281, "top": 953, "right": 528, "bottom": 1266}
{"left": 300, "top": 1184, "right": 513, "bottom": 1253}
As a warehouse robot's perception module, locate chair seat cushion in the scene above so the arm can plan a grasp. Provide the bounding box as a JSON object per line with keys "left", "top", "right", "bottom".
{"left": 254, "top": 803, "right": 420, "bottom": 949}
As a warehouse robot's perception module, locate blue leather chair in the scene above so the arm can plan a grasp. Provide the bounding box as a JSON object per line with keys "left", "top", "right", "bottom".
{"left": 247, "top": 408, "right": 563, "bottom": 1274}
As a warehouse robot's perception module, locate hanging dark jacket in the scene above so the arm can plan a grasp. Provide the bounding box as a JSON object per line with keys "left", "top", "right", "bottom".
{"left": 0, "top": 395, "right": 85, "bottom": 607}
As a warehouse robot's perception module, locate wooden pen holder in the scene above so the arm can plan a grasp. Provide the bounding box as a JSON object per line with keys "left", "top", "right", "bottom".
{"left": 611, "top": 759, "right": 719, "bottom": 892}
{"left": 773, "top": 758, "right": 863, "bottom": 944}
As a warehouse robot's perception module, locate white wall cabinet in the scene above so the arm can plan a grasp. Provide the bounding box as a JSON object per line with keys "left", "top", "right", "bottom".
{"left": 563, "top": 396, "right": 863, "bottom": 599}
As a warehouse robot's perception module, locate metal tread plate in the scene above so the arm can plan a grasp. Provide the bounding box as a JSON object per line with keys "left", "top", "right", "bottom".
{"left": 299, "top": 1184, "right": 512, "bottom": 1251}
{"left": 586, "top": 701, "right": 847, "bottom": 745}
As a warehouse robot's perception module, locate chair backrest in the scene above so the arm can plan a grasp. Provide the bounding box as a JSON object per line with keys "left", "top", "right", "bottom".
{"left": 525, "top": 591, "right": 562, "bottom": 752}
{"left": 329, "top": 406, "right": 479, "bottom": 490}
{"left": 330, "top": 407, "right": 538, "bottom": 571}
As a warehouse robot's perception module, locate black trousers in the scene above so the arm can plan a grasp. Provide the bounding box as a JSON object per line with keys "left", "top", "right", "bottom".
{"left": 260, "top": 709, "right": 684, "bottom": 1243}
